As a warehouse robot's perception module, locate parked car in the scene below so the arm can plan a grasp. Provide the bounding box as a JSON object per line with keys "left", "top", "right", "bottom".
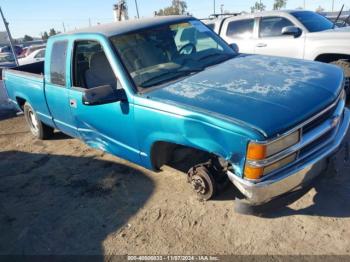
{"left": 18, "top": 48, "right": 45, "bottom": 65}
{"left": 3, "top": 16, "right": 349, "bottom": 212}
{"left": 320, "top": 11, "right": 350, "bottom": 28}
{"left": 204, "top": 10, "right": 350, "bottom": 93}
{"left": 0, "top": 53, "right": 17, "bottom": 80}
{"left": 0, "top": 45, "right": 23, "bottom": 56}
{"left": 22, "top": 44, "right": 46, "bottom": 57}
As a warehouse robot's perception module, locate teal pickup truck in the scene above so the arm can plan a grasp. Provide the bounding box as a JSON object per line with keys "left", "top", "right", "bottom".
{"left": 3, "top": 16, "right": 350, "bottom": 211}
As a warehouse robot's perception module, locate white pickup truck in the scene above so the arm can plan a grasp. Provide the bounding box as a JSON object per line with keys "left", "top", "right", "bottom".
{"left": 203, "top": 10, "right": 350, "bottom": 92}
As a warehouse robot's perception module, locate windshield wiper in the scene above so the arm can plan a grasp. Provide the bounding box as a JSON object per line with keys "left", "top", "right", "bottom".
{"left": 139, "top": 68, "right": 203, "bottom": 88}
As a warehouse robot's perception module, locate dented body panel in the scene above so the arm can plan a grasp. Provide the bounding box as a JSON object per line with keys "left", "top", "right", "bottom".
{"left": 3, "top": 16, "right": 348, "bottom": 204}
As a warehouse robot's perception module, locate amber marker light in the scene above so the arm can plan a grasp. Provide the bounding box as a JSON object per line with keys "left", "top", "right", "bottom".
{"left": 244, "top": 165, "right": 264, "bottom": 180}
{"left": 246, "top": 143, "right": 267, "bottom": 160}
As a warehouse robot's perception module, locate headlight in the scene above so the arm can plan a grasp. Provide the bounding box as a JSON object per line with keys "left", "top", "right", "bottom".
{"left": 244, "top": 153, "right": 297, "bottom": 180}
{"left": 244, "top": 130, "right": 300, "bottom": 180}
{"left": 247, "top": 130, "right": 300, "bottom": 161}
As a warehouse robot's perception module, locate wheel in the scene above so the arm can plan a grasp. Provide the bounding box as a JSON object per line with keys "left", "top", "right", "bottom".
{"left": 188, "top": 165, "right": 216, "bottom": 201}
{"left": 331, "top": 60, "right": 350, "bottom": 95}
{"left": 23, "top": 102, "right": 54, "bottom": 140}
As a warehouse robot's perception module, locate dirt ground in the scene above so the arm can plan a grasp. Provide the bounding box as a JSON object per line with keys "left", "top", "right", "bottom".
{"left": 0, "top": 112, "right": 350, "bottom": 256}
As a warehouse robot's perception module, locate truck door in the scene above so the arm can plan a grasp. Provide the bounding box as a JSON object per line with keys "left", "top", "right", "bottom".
{"left": 254, "top": 16, "right": 304, "bottom": 58}
{"left": 220, "top": 18, "right": 256, "bottom": 54}
{"left": 45, "top": 40, "right": 78, "bottom": 137}
{"left": 67, "top": 39, "right": 140, "bottom": 163}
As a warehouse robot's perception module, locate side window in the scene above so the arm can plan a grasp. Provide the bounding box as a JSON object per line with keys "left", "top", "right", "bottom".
{"left": 259, "top": 16, "right": 294, "bottom": 37}
{"left": 226, "top": 19, "right": 254, "bottom": 38}
{"left": 176, "top": 25, "right": 222, "bottom": 52}
{"left": 73, "top": 40, "right": 117, "bottom": 90}
{"left": 35, "top": 50, "right": 45, "bottom": 58}
{"left": 50, "top": 41, "right": 68, "bottom": 86}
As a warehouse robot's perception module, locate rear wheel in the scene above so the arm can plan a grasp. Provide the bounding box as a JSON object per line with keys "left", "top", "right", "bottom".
{"left": 24, "top": 102, "right": 54, "bottom": 140}
{"left": 331, "top": 60, "right": 350, "bottom": 96}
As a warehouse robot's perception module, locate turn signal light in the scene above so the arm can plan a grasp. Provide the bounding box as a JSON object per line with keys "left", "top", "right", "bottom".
{"left": 247, "top": 143, "right": 266, "bottom": 160}
{"left": 244, "top": 165, "right": 264, "bottom": 180}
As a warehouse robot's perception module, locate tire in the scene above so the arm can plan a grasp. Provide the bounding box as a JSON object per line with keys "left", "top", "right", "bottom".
{"left": 23, "top": 102, "right": 54, "bottom": 140}
{"left": 331, "top": 60, "right": 350, "bottom": 95}
{"left": 188, "top": 165, "right": 216, "bottom": 201}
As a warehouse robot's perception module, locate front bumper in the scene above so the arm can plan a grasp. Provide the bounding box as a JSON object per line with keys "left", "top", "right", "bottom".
{"left": 228, "top": 108, "right": 350, "bottom": 206}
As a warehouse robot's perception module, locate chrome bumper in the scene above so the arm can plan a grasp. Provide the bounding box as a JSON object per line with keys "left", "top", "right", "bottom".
{"left": 228, "top": 108, "right": 350, "bottom": 205}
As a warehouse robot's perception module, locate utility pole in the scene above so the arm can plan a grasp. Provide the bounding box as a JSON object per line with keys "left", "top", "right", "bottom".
{"left": 62, "top": 22, "right": 66, "bottom": 32}
{"left": 0, "top": 6, "right": 18, "bottom": 66}
{"left": 134, "top": 0, "right": 140, "bottom": 18}
{"left": 213, "top": 0, "right": 216, "bottom": 14}
{"left": 220, "top": 4, "right": 224, "bottom": 14}
{"left": 332, "top": 0, "right": 334, "bottom": 12}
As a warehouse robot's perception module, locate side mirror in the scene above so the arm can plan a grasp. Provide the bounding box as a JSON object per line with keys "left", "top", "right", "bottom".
{"left": 281, "top": 26, "right": 302, "bottom": 38}
{"left": 82, "top": 84, "right": 127, "bottom": 106}
{"left": 229, "top": 43, "right": 239, "bottom": 53}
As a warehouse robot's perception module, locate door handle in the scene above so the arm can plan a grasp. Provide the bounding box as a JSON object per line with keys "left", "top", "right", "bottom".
{"left": 69, "top": 99, "right": 77, "bottom": 108}
{"left": 256, "top": 43, "right": 267, "bottom": 48}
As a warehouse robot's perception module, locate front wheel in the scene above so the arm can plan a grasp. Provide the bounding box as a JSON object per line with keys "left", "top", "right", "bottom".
{"left": 24, "top": 102, "right": 54, "bottom": 140}
{"left": 188, "top": 165, "right": 216, "bottom": 201}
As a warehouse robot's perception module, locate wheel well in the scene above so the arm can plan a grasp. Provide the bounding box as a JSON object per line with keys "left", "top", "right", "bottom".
{"left": 15, "top": 97, "right": 26, "bottom": 110}
{"left": 315, "top": 54, "right": 350, "bottom": 63}
{"left": 150, "top": 141, "right": 221, "bottom": 173}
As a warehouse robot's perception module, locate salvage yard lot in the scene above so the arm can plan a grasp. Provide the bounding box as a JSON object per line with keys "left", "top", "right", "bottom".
{"left": 0, "top": 113, "right": 350, "bottom": 255}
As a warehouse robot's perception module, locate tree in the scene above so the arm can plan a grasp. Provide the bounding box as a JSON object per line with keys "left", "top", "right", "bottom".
{"left": 155, "top": 0, "right": 187, "bottom": 16}
{"left": 250, "top": 1, "right": 266, "bottom": 13}
{"left": 49, "top": 28, "right": 57, "bottom": 37}
{"left": 42, "top": 31, "right": 49, "bottom": 40}
{"left": 315, "top": 5, "right": 325, "bottom": 12}
{"left": 273, "top": 0, "right": 287, "bottom": 10}
{"left": 23, "top": 35, "right": 33, "bottom": 42}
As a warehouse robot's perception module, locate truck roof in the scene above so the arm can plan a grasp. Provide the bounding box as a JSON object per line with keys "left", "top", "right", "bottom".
{"left": 59, "top": 15, "right": 191, "bottom": 38}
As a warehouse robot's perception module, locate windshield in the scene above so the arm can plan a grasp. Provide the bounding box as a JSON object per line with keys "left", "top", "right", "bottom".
{"left": 291, "top": 11, "right": 334, "bottom": 32}
{"left": 110, "top": 19, "right": 236, "bottom": 89}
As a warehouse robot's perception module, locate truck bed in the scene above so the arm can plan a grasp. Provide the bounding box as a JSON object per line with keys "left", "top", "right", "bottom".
{"left": 6, "top": 61, "right": 44, "bottom": 77}
{"left": 3, "top": 61, "right": 54, "bottom": 127}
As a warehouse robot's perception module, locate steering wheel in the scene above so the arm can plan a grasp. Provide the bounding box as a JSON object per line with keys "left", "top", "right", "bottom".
{"left": 179, "top": 43, "right": 196, "bottom": 55}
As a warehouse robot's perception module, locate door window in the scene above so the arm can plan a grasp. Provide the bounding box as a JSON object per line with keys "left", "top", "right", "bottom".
{"left": 50, "top": 41, "right": 68, "bottom": 86}
{"left": 72, "top": 40, "right": 117, "bottom": 90}
{"left": 226, "top": 19, "right": 254, "bottom": 38}
{"left": 35, "top": 49, "right": 45, "bottom": 58}
{"left": 259, "top": 17, "right": 294, "bottom": 37}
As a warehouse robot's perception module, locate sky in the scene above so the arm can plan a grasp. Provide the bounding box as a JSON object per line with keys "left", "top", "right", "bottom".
{"left": 0, "top": 0, "right": 349, "bottom": 38}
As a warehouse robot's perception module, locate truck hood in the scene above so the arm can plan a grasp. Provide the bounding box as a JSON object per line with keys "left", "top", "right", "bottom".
{"left": 307, "top": 26, "right": 350, "bottom": 40}
{"left": 147, "top": 55, "right": 344, "bottom": 138}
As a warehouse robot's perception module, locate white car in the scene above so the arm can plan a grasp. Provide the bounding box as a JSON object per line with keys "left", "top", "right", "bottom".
{"left": 18, "top": 48, "right": 45, "bottom": 65}
{"left": 204, "top": 10, "right": 350, "bottom": 91}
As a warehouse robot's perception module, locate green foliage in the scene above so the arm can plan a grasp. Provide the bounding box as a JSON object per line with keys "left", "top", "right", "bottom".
{"left": 23, "top": 35, "right": 34, "bottom": 42}
{"left": 49, "top": 28, "right": 57, "bottom": 36}
{"left": 273, "top": 0, "right": 287, "bottom": 10}
{"left": 155, "top": 0, "right": 188, "bottom": 16}
{"left": 250, "top": 1, "right": 266, "bottom": 13}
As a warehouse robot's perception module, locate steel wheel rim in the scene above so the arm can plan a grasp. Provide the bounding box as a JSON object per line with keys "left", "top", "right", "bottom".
{"left": 28, "top": 110, "right": 39, "bottom": 133}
